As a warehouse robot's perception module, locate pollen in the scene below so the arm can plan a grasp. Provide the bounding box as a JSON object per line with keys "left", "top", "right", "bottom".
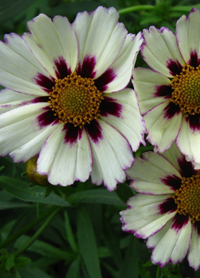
{"left": 170, "top": 64, "right": 200, "bottom": 117}
{"left": 49, "top": 72, "right": 104, "bottom": 128}
{"left": 173, "top": 172, "right": 200, "bottom": 223}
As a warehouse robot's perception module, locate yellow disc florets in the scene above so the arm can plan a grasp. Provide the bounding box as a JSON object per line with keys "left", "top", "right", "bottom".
{"left": 173, "top": 172, "right": 200, "bottom": 223}
{"left": 170, "top": 64, "right": 200, "bottom": 116}
{"left": 49, "top": 72, "right": 104, "bottom": 128}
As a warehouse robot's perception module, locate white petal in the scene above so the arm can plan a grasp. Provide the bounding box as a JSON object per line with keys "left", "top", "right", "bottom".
{"left": 0, "top": 104, "right": 47, "bottom": 157}
{"left": 188, "top": 226, "right": 200, "bottom": 270}
{"left": 127, "top": 194, "right": 170, "bottom": 208}
{"left": 105, "top": 32, "right": 143, "bottom": 92}
{"left": 177, "top": 118, "right": 200, "bottom": 164}
{"left": 177, "top": 8, "right": 200, "bottom": 63}
{"left": 127, "top": 152, "right": 181, "bottom": 195}
{"left": 162, "top": 143, "right": 185, "bottom": 171}
{"left": 24, "top": 14, "right": 78, "bottom": 76}
{"left": 0, "top": 89, "right": 33, "bottom": 114}
{"left": 89, "top": 119, "right": 133, "bottom": 190}
{"left": 149, "top": 218, "right": 191, "bottom": 267}
{"left": 37, "top": 125, "right": 64, "bottom": 175}
{"left": 73, "top": 7, "right": 127, "bottom": 78}
{"left": 10, "top": 124, "right": 57, "bottom": 162}
{"left": 147, "top": 219, "right": 172, "bottom": 248}
{"left": 38, "top": 126, "right": 92, "bottom": 186}
{"left": 75, "top": 129, "right": 93, "bottom": 181}
{"left": 170, "top": 220, "right": 192, "bottom": 264}
{"left": 145, "top": 102, "right": 182, "bottom": 152}
{"left": 0, "top": 102, "right": 47, "bottom": 128}
{"left": 121, "top": 194, "right": 176, "bottom": 238}
{"left": 142, "top": 27, "right": 184, "bottom": 77}
{"left": 53, "top": 16, "right": 78, "bottom": 72}
{"left": 133, "top": 68, "right": 171, "bottom": 114}
{"left": 0, "top": 34, "right": 49, "bottom": 95}
{"left": 101, "top": 89, "right": 145, "bottom": 151}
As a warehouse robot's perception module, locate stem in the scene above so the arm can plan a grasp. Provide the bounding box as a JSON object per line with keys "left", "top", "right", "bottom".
{"left": 0, "top": 206, "right": 57, "bottom": 250}
{"left": 13, "top": 207, "right": 61, "bottom": 257}
{"left": 171, "top": 5, "right": 200, "bottom": 13}
{"left": 118, "top": 5, "right": 155, "bottom": 15}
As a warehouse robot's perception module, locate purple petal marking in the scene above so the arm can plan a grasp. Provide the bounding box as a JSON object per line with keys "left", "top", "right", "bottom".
{"left": 166, "top": 59, "right": 182, "bottom": 76}
{"left": 77, "top": 56, "right": 96, "bottom": 79}
{"left": 154, "top": 85, "right": 172, "bottom": 98}
{"left": 171, "top": 213, "right": 189, "bottom": 232}
{"left": 163, "top": 102, "right": 180, "bottom": 119}
{"left": 161, "top": 175, "right": 182, "bottom": 191}
{"left": 189, "top": 51, "right": 200, "bottom": 67}
{"left": 32, "top": 96, "right": 49, "bottom": 103}
{"left": 159, "top": 197, "right": 177, "bottom": 214}
{"left": 54, "top": 57, "right": 71, "bottom": 79}
{"left": 95, "top": 69, "right": 116, "bottom": 92}
{"left": 178, "top": 156, "right": 196, "bottom": 178}
{"left": 187, "top": 114, "right": 200, "bottom": 132}
{"left": 85, "top": 120, "right": 103, "bottom": 143}
{"left": 194, "top": 221, "right": 200, "bottom": 235}
{"left": 100, "top": 96, "right": 122, "bottom": 117}
{"left": 37, "top": 107, "right": 58, "bottom": 127}
{"left": 63, "top": 123, "right": 82, "bottom": 144}
{"left": 35, "top": 73, "right": 55, "bottom": 93}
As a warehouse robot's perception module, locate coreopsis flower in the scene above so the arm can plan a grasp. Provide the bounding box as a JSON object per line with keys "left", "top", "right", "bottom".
{"left": 133, "top": 8, "right": 200, "bottom": 164}
{"left": 120, "top": 144, "right": 200, "bottom": 270}
{"left": 0, "top": 7, "right": 145, "bottom": 190}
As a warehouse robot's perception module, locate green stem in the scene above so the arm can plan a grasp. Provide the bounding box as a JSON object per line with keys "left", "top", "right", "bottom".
{"left": 118, "top": 5, "right": 155, "bottom": 15}
{"left": 118, "top": 4, "right": 200, "bottom": 16}
{"left": 171, "top": 5, "right": 200, "bottom": 13}
{"left": 13, "top": 207, "right": 61, "bottom": 257}
{"left": 0, "top": 206, "right": 57, "bottom": 250}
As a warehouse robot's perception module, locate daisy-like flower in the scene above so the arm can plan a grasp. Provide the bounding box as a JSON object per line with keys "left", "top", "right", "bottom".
{"left": 120, "top": 144, "right": 200, "bottom": 269}
{"left": 133, "top": 8, "right": 200, "bottom": 164}
{"left": 0, "top": 7, "right": 144, "bottom": 190}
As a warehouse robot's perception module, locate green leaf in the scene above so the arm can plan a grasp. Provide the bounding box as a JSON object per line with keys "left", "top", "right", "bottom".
{"left": 77, "top": 207, "right": 102, "bottom": 278}
{"left": 0, "top": 0, "right": 36, "bottom": 22}
{"left": 5, "top": 255, "right": 15, "bottom": 270}
{"left": 15, "top": 236, "right": 74, "bottom": 262}
{"left": 47, "top": 1, "right": 101, "bottom": 17}
{"left": 64, "top": 211, "right": 78, "bottom": 253}
{"left": 102, "top": 262, "right": 119, "bottom": 278}
{"left": 0, "top": 202, "right": 31, "bottom": 210}
{"left": 18, "top": 267, "right": 52, "bottom": 278}
{"left": 0, "top": 157, "right": 17, "bottom": 177}
{"left": 66, "top": 257, "right": 81, "bottom": 278}
{"left": 15, "top": 271, "right": 22, "bottom": 278}
{"left": 68, "top": 189, "right": 125, "bottom": 207}
{"left": 14, "top": 256, "right": 31, "bottom": 269}
{"left": 115, "top": 183, "right": 134, "bottom": 204}
{"left": 120, "top": 236, "right": 140, "bottom": 278}
{"left": 0, "top": 176, "right": 70, "bottom": 207}
{"left": 143, "top": 260, "right": 153, "bottom": 267}
{"left": 103, "top": 223, "right": 122, "bottom": 267}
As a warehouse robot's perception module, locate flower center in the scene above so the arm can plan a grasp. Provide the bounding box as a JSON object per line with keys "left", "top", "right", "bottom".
{"left": 173, "top": 172, "right": 200, "bottom": 223}
{"left": 49, "top": 72, "right": 104, "bottom": 128}
{"left": 170, "top": 64, "right": 200, "bottom": 116}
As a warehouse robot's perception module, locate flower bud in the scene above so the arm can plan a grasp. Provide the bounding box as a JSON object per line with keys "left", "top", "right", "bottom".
{"left": 26, "top": 156, "right": 49, "bottom": 186}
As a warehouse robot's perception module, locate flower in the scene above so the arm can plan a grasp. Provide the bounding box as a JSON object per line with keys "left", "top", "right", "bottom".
{"left": 133, "top": 8, "right": 200, "bottom": 165}
{"left": 0, "top": 7, "right": 144, "bottom": 190}
{"left": 120, "top": 144, "right": 200, "bottom": 270}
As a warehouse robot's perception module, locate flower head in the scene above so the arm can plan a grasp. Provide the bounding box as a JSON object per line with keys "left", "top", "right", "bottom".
{"left": 133, "top": 8, "right": 200, "bottom": 164}
{"left": 0, "top": 7, "right": 144, "bottom": 190}
{"left": 120, "top": 144, "right": 200, "bottom": 270}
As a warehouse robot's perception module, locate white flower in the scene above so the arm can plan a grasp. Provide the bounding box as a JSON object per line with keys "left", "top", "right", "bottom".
{"left": 133, "top": 8, "right": 200, "bottom": 164}
{"left": 120, "top": 144, "right": 200, "bottom": 270}
{"left": 0, "top": 7, "right": 145, "bottom": 190}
